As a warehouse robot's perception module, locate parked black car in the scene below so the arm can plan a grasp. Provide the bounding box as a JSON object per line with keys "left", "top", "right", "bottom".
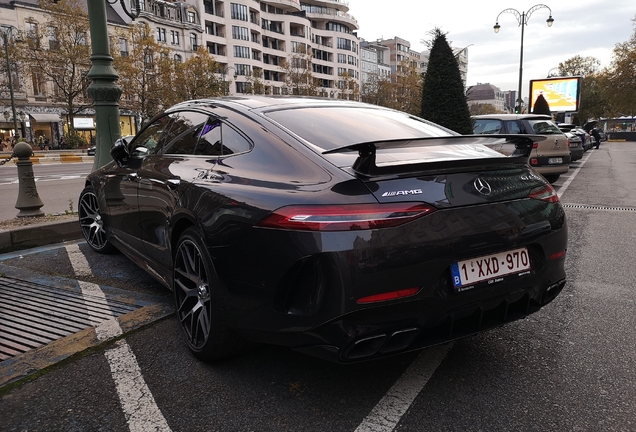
{"left": 79, "top": 97, "right": 568, "bottom": 363}
{"left": 473, "top": 114, "right": 571, "bottom": 183}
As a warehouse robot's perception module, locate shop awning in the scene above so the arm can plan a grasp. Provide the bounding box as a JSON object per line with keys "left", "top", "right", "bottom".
{"left": 29, "top": 113, "right": 61, "bottom": 123}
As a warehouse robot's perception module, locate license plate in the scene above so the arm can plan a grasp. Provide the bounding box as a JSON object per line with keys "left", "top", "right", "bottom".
{"left": 548, "top": 157, "right": 563, "bottom": 164}
{"left": 451, "top": 247, "right": 531, "bottom": 289}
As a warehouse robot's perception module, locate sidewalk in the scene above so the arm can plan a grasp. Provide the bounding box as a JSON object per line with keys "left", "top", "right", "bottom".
{"left": 0, "top": 150, "right": 94, "bottom": 165}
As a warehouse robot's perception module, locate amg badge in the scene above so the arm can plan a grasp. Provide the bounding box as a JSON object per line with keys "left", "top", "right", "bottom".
{"left": 382, "top": 189, "right": 423, "bottom": 197}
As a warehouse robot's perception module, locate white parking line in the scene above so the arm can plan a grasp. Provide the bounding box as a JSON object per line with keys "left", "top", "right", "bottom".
{"left": 65, "top": 243, "right": 171, "bottom": 432}
{"left": 557, "top": 150, "right": 591, "bottom": 198}
{"left": 354, "top": 343, "right": 453, "bottom": 432}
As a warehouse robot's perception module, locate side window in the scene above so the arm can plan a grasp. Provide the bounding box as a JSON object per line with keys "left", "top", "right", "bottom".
{"left": 131, "top": 115, "right": 172, "bottom": 157}
{"left": 505, "top": 121, "right": 522, "bottom": 134}
{"left": 194, "top": 118, "right": 252, "bottom": 157}
{"left": 163, "top": 111, "right": 209, "bottom": 155}
{"left": 195, "top": 119, "right": 222, "bottom": 156}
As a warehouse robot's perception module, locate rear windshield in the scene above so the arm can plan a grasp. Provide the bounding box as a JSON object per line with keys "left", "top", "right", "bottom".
{"left": 473, "top": 119, "right": 502, "bottom": 134}
{"left": 264, "top": 106, "right": 456, "bottom": 150}
{"left": 527, "top": 119, "right": 562, "bottom": 135}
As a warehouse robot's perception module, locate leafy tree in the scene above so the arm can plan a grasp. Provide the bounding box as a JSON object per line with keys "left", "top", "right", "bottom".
{"left": 558, "top": 55, "right": 600, "bottom": 77}
{"left": 14, "top": 0, "right": 92, "bottom": 135}
{"left": 532, "top": 93, "right": 552, "bottom": 115}
{"left": 420, "top": 28, "right": 472, "bottom": 134}
{"left": 361, "top": 61, "right": 422, "bottom": 116}
{"left": 279, "top": 43, "right": 316, "bottom": 95}
{"left": 338, "top": 71, "right": 360, "bottom": 101}
{"left": 243, "top": 67, "right": 265, "bottom": 95}
{"left": 603, "top": 15, "right": 636, "bottom": 116}
{"left": 165, "top": 47, "right": 223, "bottom": 106}
{"left": 112, "top": 22, "right": 172, "bottom": 124}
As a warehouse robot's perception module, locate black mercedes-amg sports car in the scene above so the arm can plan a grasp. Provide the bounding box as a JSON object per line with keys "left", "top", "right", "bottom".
{"left": 79, "top": 97, "right": 567, "bottom": 363}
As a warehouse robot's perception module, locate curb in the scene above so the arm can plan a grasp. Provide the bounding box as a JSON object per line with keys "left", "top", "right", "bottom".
{"left": 0, "top": 220, "right": 82, "bottom": 254}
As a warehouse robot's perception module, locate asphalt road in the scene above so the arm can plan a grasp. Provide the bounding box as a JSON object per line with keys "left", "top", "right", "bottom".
{"left": 0, "top": 162, "right": 90, "bottom": 220}
{"left": 1, "top": 143, "right": 635, "bottom": 431}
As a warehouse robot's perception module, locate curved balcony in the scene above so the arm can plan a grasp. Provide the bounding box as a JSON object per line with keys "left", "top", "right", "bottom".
{"left": 302, "top": 0, "right": 349, "bottom": 13}
{"left": 261, "top": 0, "right": 302, "bottom": 12}
{"left": 304, "top": 11, "right": 359, "bottom": 30}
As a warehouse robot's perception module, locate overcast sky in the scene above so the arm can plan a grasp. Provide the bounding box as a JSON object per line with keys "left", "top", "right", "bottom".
{"left": 347, "top": 0, "right": 635, "bottom": 93}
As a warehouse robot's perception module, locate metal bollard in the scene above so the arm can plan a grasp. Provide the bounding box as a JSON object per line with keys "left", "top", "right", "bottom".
{"left": 14, "top": 142, "right": 44, "bottom": 217}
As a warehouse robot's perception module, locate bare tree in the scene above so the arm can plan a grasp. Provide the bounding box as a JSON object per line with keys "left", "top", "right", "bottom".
{"left": 112, "top": 22, "right": 172, "bottom": 124}
{"left": 279, "top": 43, "right": 316, "bottom": 96}
{"left": 14, "top": 0, "right": 93, "bottom": 135}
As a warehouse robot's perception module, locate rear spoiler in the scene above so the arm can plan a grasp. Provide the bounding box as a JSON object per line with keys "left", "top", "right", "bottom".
{"left": 322, "top": 134, "right": 546, "bottom": 177}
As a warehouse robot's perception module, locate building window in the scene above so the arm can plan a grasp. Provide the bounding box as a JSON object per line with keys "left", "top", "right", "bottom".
{"left": 48, "top": 28, "right": 59, "bottom": 50}
{"left": 233, "top": 46, "right": 250, "bottom": 58}
{"left": 190, "top": 33, "right": 197, "bottom": 50}
{"left": 174, "top": 54, "right": 182, "bottom": 63}
{"left": 32, "top": 70, "right": 45, "bottom": 95}
{"left": 171, "top": 31, "right": 180, "bottom": 45}
{"left": 235, "top": 64, "right": 251, "bottom": 76}
{"left": 232, "top": 26, "right": 249, "bottom": 41}
{"left": 119, "top": 38, "right": 128, "bottom": 56}
{"left": 187, "top": 11, "right": 196, "bottom": 23}
{"left": 337, "top": 53, "right": 346, "bottom": 64}
{"left": 231, "top": 3, "right": 248, "bottom": 21}
{"left": 157, "top": 27, "right": 166, "bottom": 42}
{"left": 235, "top": 82, "right": 249, "bottom": 94}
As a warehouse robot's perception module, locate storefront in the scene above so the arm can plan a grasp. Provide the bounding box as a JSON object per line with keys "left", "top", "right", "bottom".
{"left": 29, "top": 112, "right": 62, "bottom": 149}
{"left": 64, "top": 114, "right": 137, "bottom": 147}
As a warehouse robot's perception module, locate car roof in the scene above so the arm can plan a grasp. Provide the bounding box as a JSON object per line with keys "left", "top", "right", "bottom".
{"left": 167, "top": 96, "right": 376, "bottom": 113}
{"left": 473, "top": 114, "right": 554, "bottom": 120}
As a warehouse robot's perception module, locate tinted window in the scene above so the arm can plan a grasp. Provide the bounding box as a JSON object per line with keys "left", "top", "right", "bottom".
{"left": 194, "top": 118, "right": 252, "bottom": 157}
{"left": 473, "top": 119, "right": 502, "bottom": 134}
{"left": 163, "top": 111, "right": 209, "bottom": 155}
{"left": 265, "top": 107, "right": 454, "bottom": 150}
{"left": 131, "top": 115, "right": 171, "bottom": 157}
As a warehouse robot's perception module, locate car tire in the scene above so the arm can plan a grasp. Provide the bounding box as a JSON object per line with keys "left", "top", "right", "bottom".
{"left": 173, "top": 227, "right": 253, "bottom": 361}
{"left": 544, "top": 174, "right": 560, "bottom": 183}
{"left": 78, "top": 186, "right": 117, "bottom": 254}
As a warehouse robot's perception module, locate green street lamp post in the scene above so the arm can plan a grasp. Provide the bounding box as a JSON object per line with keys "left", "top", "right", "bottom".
{"left": 494, "top": 4, "right": 554, "bottom": 114}
{"left": 85, "top": 0, "right": 139, "bottom": 170}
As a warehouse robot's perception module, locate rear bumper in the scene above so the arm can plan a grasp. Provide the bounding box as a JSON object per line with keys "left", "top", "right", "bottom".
{"left": 224, "top": 200, "right": 568, "bottom": 363}
{"left": 294, "top": 275, "right": 566, "bottom": 362}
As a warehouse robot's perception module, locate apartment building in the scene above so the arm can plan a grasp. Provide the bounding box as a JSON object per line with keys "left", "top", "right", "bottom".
{"left": 0, "top": 0, "right": 361, "bottom": 145}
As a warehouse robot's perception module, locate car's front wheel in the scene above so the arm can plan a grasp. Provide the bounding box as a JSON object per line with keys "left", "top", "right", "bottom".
{"left": 173, "top": 227, "right": 252, "bottom": 361}
{"left": 78, "top": 186, "right": 117, "bottom": 254}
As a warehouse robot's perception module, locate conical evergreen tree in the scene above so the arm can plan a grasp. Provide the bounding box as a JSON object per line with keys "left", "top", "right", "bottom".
{"left": 420, "top": 28, "right": 473, "bottom": 134}
{"left": 532, "top": 93, "right": 552, "bottom": 116}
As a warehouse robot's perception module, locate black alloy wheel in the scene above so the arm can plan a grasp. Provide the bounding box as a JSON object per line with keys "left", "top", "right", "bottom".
{"left": 78, "top": 186, "right": 116, "bottom": 254}
{"left": 173, "top": 227, "right": 251, "bottom": 360}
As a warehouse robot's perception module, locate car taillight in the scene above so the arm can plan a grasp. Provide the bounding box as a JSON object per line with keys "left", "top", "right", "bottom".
{"left": 529, "top": 184, "right": 559, "bottom": 203}
{"left": 530, "top": 158, "right": 538, "bottom": 165}
{"left": 567, "top": 138, "right": 571, "bottom": 148}
{"left": 255, "top": 202, "right": 436, "bottom": 231}
{"left": 532, "top": 142, "right": 539, "bottom": 149}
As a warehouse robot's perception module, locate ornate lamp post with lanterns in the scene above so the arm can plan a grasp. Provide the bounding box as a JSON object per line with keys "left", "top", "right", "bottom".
{"left": 494, "top": 4, "right": 554, "bottom": 114}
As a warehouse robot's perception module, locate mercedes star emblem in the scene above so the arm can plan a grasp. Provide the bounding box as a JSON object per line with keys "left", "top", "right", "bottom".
{"left": 474, "top": 178, "right": 492, "bottom": 196}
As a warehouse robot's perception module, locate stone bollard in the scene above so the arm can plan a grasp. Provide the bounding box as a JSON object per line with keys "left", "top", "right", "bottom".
{"left": 14, "top": 142, "right": 44, "bottom": 217}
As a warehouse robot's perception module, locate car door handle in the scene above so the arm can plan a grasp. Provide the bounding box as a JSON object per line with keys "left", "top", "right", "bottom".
{"left": 166, "top": 178, "right": 180, "bottom": 190}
